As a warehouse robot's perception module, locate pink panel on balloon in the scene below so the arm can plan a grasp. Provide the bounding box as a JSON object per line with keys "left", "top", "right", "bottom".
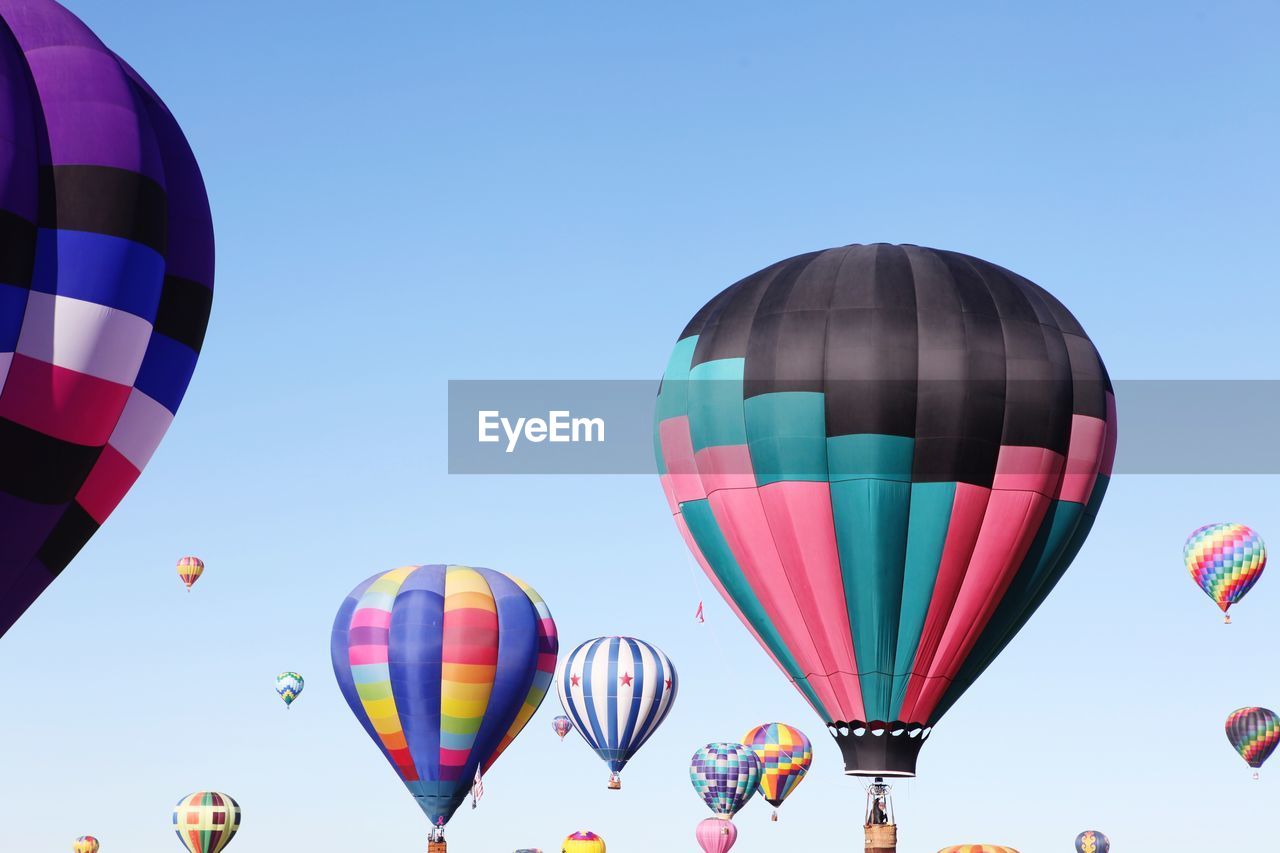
{"left": 758, "top": 479, "right": 865, "bottom": 722}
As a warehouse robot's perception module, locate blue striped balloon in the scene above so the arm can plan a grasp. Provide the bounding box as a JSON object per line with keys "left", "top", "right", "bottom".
{"left": 690, "top": 742, "right": 762, "bottom": 817}
{"left": 556, "top": 636, "right": 679, "bottom": 787}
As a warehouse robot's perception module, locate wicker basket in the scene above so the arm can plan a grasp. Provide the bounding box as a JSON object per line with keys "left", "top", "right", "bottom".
{"left": 428, "top": 841, "right": 447, "bottom": 853}
{"left": 864, "top": 822, "right": 897, "bottom": 852}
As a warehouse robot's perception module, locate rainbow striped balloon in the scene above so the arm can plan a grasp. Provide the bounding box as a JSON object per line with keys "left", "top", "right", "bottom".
{"left": 1185, "top": 523, "right": 1266, "bottom": 619}
{"left": 743, "top": 722, "right": 812, "bottom": 811}
{"left": 331, "top": 565, "right": 557, "bottom": 829}
{"left": 1226, "top": 707, "right": 1280, "bottom": 771}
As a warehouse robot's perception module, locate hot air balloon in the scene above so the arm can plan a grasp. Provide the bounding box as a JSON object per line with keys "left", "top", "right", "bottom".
{"left": 937, "top": 847, "right": 1019, "bottom": 853}
{"left": 1226, "top": 707, "right": 1280, "bottom": 779}
{"left": 1075, "top": 830, "right": 1110, "bottom": 853}
{"left": 691, "top": 742, "right": 762, "bottom": 818}
{"left": 696, "top": 817, "right": 739, "bottom": 853}
{"left": 743, "top": 722, "right": 812, "bottom": 820}
{"left": 73, "top": 837, "right": 99, "bottom": 853}
{"left": 556, "top": 636, "right": 678, "bottom": 789}
{"left": 275, "top": 672, "right": 303, "bottom": 708}
{"left": 331, "top": 565, "right": 557, "bottom": 847}
{"left": 562, "top": 831, "right": 605, "bottom": 853}
{"left": 1185, "top": 523, "right": 1265, "bottom": 623}
{"left": 177, "top": 557, "right": 204, "bottom": 591}
{"left": 0, "top": 0, "right": 213, "bottom": 638}
{"left": 172, "top": 792, "right": 240, "bottom": 853}
{"left": 655, "top": 243, "right": 1116, "bottom": 778}
{"left": 553, "top": 714, "right": 574, "bottom": 741}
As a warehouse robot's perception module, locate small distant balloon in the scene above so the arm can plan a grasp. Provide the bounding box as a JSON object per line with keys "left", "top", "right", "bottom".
{"left": 552, "top": 714, "right": 573, "bottom": 741}
{"left": 172, "top": 791, "right": 240, "bottom": 853}
{"left": 743, "top": 722, "right": 812, "bottom": 819}
{"left": 696, "top": 817, "right": 738, "bottom": 853}
{"left": 1075, "top": 830, "right": 1110, "bottom": 853}
{"left": 937, "top": 847, "right": 1020, "bottom": 853}
{"left": 275, "top": 672, "right": 304, "bottom": 708}
{"left": 556, "top": 636, "right": 678, "bottom": 789}
{"left": 73, "top": 837, "right": 100, "bottom": 853}
{"left": 1185, "top": 523, "right": 1266, "bottom": 623}
{"left": 562, "top": 830, "right": 605, "bottom": 853}
{"left": 1226, "top": 707, "right": 1280, "bottom": 777}
{"left": 690, "top": 743, "right": 762, "bottom": 818}
{"left": 176, "top": 557, "right": 204, "bottom": 591}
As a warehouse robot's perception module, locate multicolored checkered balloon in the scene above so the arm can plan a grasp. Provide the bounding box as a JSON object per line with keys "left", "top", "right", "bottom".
{"left": 690, "top": 742, "right": 762, "bottom": 818}
{"left": 172, "top": 791, "right": 240, "bottom": 853}
{"left": 1226, "top": 706, "right": 1280, "bottom": 772}
{"left": 1185, "top": 523, "right": 1266, "bottom": 620}
{"left": 742, "top": 722, "right": 812, "bottom": 811}
{"left": 0, "top": 0, "right": 213, "bottom": 638}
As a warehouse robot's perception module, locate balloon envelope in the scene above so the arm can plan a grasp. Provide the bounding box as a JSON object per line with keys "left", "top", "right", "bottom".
{"left": 1075, "top": 830, "right": 1110, "bottom": 853}
{"left": 690, "top": 742, "right": 762, "bottom": 818}
{"left": 1185, "top": 523, "right": 1265, "bottom": 615}
{"left": 553, "top": 714, "right": 574, "bottom": 740}
{"left": 556, "top": 636, "right": 677, "bottom": 782}
{"left": 562, "top": 830, "right": 605, "bottom": 853}
{"left": 1226, "top": 707, "right": 1280, "bottom": 769}
{"left": 172, "top": 792, "right": 240, "bottom": 853}
{"left": 743, "top": 722, "right": 812, "bottom": 809}
{"left": 275, "top": 671, "right": 303, "bottom": 707}
{"left": 696, "top": 818, "right": 738, "bottom": 853}
{"left": 937, "top": 847, "right": 1020, "bottom": 853}
{"left": 73, "top": 837, "right": 99, "bottom": 853}
{"left": 0, "top": 0, "right": 213, "bottom": 637}
{"left": 177, "top": 557, "right": 204, "bottom": 590}
{"left": 331, "top": 565, "right": 557, "bottom": 827}
{"left": 655, "top": 243, "right": 1116, "bottom": 776}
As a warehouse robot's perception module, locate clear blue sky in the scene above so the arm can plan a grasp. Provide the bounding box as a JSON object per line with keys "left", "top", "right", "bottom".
{"left": 2, "top": 1, "right": 1278, "bottom": 850}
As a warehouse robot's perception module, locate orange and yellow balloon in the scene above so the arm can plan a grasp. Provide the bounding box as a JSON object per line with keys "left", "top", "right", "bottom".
{"left": 742, "top": 722, "right": 812, "bottom": 818}
{"left": 562, "top": 830, "right": 605, "bottom": 853}
{"left": 73, "top": 837, "right": 99, "bottom": 853}
{"left": 176, "top": 556, "right": 204, "bottom": 591}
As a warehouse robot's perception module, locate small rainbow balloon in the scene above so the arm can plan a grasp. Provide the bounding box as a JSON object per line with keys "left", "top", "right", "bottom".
{"left": 73, "top": 837, "right": 100, "bottom": 853}
{"left": 1226, "top": 706, "right": 1280, "bottom": 776}
{"left": 1184, "top": 523, "right": 1266, "bottom": 622}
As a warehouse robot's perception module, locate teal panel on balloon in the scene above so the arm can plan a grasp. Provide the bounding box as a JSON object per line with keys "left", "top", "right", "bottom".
{"left": 889, "top": 482, "right": 957, "bottom": 715}
{"left": 827, "top": 434, "right": 915, "bottom": 483}
{"left": 687, "top": 358, "right": 747, "bottom": 451}
{"left": 830, "top": 476, "right": 912, "bottom": 720}
{"left": 745, "top": 391, "right": 828, "bottom": 485}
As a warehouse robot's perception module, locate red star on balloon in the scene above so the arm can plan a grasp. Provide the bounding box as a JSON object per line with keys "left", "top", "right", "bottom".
{"left": 619, "top": 672, "right": 634, "bottom": 687}
{"left": 665, "top": 678, "right": 672, "bottom": 690}
{"left": 570, "top": 674, "right": 580, "bottom": 687}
